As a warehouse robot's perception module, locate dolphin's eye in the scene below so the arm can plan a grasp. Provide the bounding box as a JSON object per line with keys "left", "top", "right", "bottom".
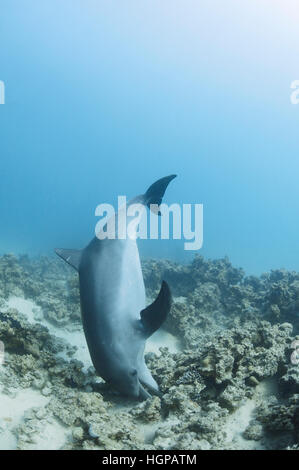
{"left": 131, "top": 369, "right": 137, "bottom": 376}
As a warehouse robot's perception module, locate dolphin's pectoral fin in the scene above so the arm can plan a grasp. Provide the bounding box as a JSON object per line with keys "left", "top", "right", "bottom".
{"left": 140, "top": 281, "right": 172, "bottom": 338}
{"left": 144, "top": 175, "right": 177, "bottom": 214}
{"left": 55, "top": 248, "right": 82, "bottom": 271}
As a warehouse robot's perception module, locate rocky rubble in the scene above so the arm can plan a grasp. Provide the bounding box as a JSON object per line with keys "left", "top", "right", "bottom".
{"left": 0, "top": 253, "right": 298, "bottom": 450}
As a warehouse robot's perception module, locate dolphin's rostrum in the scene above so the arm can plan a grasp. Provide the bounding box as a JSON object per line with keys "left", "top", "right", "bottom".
{"left": 55, "top": 175, "right": 176, "bottom": 399}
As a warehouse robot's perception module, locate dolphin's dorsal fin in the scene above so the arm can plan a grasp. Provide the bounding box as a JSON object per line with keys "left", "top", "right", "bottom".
{"left": 140, "top": 281, "right": 172, "bottom": 337}
{"left": 55, "top": 248, "right": 82, "bottom": 271}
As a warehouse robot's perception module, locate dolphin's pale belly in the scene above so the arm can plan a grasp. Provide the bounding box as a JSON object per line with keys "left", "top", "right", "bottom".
{"left": 79, "top": 237, "right": 145, "bottom": 376}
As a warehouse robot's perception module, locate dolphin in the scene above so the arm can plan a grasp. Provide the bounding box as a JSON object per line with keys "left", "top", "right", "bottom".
{"left": 55, "top": 175, "right": 176, "bottom": 400}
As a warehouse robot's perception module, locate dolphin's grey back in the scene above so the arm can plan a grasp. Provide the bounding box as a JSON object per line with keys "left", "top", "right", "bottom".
{"left": 79, "top": 236, "right": 145, "bottom": 371}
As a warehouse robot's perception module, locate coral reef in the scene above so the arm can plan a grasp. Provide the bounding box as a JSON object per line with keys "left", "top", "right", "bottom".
{"left": 0, "top": 253, "right": 298, "bottom": 450}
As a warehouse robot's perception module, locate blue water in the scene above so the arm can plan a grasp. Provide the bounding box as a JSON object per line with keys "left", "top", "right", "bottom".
{"left": 1, "top": 0, "right": 299, "bottom": 274}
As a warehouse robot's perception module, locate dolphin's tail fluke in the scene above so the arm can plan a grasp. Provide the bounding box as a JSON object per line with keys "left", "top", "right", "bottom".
{"left": 144, "top": 174, "right": 177, "bottom": 214}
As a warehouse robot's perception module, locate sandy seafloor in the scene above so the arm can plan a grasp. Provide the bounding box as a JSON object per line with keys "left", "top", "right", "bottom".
{"left": 0, "top": 254, "right": 298, "bottom": 450}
